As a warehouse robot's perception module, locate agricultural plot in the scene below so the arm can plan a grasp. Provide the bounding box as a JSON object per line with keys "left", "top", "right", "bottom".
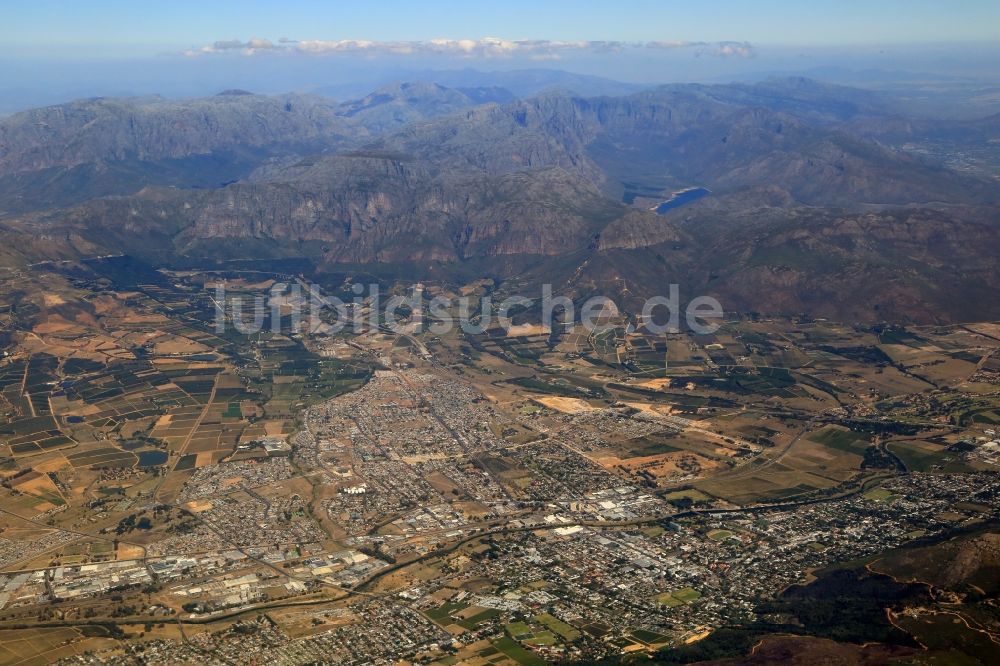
{"left": 0, "top": 276, "right": 284, "bottom": 480}
{"left": 58, "top": 361, "right": 186, "bottom": 429}
{"left": 726, "top": 424, "right": 875, "bottom": 487}
{"left": 878, "top": 339, "right": 979, "bottom": 385}
{"left": 630, "top": 628, "right": 671, "bottom": 646}
{"left": 588, "top": 326, "right": 628, "bottom": 366}
{"left": 256, "top": 340, "right": 371, "bottom": 421}
{"left": 8, "top": 470, "right": 66, "bottom": 511}
{"left": 626, "top": 334, "right": 673, "bottom": 374}
{"left": 476, "top": 330, "right": 551, "bottom": 363}
{"left": 887, "top": 439, "right": 971, "bottom": 473}
{"left": 492, "top": 636, "right": 546, "bottom": 666}
{"left": 65, "top": 447, "right": 136, "bottom": 468}
{"left": 23, "top": 354, "right": 58, "bottom": 417}
{"left": 588, "top": 428, "right": 733, "bottom": 487}
{"left": 4, "top": 426, "right": 74, "bottom": 456}
{"left": 662, "top": 488, "right": 712, "bottom": 503}
{"left": 696, "top": 456, "right": 843, "bottom": 504}
{"left": 505, "top": 374, "right": 605, "bottom": 398}
{"left": 150, "top": 405, "right": 205, "bottom": 448}
{"left": 806, "top": 426, "right": 871, "bottom": 456}
{"left": 533, "top": 613, "right": 581, "bottom": 641}
{"left": 0, "top": 626, "right": 113, "bottom": 664}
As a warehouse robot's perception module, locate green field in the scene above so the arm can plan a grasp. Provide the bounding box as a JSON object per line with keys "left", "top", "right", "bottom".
{"left": 886, "top": 440, "right": 968, "bottom": 473}
{"left": 523, "top": 631, "right": 558, "bottom": 647}
{"left": 533, "top": 613, "right": 581, "bottom": 641}
{"left": 425, "top": 601, "right": 469, "bottom": 622}
{"left": 654, "top": 592, "right": 685, "bottom": 608}
{"left": 673, "top": 587, "right": 702, "bottom": 603}
{"left": 864, "top": 488, "right": 893, "bottom": 502}
{"left": 458, "top": 607, "right": 501, "bottom": 630}
{"left": 807, "top": 426, "right": 870, "bottom": 454}
{"left": 492, "top": 636, "right": 545, "bottom": 666}
{"left": 707, "top": 529, "right": 736, "bottom": 542}
{"left": 655, "top": 587, "right": 701, "bottom": 607}
{"left": 505, "top": 621, "right": 532, "bottom": 639}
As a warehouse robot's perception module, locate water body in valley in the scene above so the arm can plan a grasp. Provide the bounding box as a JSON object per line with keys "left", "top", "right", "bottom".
{"left": 652, "top": 187, "right": 710, "bottom": 214}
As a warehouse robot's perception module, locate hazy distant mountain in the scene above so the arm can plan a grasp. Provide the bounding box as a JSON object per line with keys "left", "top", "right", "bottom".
{"left": 368, "top": 84, "right": 991, "bottom": 206}
{"left": 333, "top": 81, "right": 515, "bottom": 132}
{"left": 314, "top": 67, "right": 647, "bottom": 100}
{"left": 727, "top": 68, "right": 1000, "bottom": 119}
{"left": 680, "top": 76, "right": 894, "bottom": 123}
{"left": 0, "top": 93, "right": 349, "bottom": 175}
{"left": 0, "top": 83, "right": 511, "bottom": 213}
{"left": 0, "top": 92, "right": 355, "bottom": 213}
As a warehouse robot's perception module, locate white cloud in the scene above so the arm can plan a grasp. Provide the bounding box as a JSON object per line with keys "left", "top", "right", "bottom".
{"left": 645, "top": 40, "right": 698, "bottom": 50}
{"left": 646, "top": 40, "right": 755, "bottom": 58}
{"left": 703, "top": 41, "right": 755, "bottom": 58}
{"left": 182, "top": 37, "right": 282, "bottom": 57}
{"left": 182, "top": 37, "right": 754, "bottom": 59}
{"left": 295, "top": 37, "right": 626, "bottom": 58}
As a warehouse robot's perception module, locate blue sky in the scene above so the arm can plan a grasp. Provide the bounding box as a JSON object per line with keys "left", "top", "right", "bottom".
{"left": 3, "top": 0, "right": 999, "bottom": 57}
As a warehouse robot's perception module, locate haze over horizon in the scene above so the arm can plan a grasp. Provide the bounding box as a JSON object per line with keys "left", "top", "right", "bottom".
{"left": 2, "top": 0, "right": 999, "bottom": 114}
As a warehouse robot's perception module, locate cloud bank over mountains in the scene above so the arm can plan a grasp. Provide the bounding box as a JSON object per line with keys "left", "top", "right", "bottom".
{"left": 183, "top": 37, "right": 755, "bottom": 59}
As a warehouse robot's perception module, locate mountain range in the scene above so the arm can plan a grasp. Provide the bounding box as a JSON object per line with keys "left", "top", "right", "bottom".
{"left": 1, "top": 76, "right": 997, "bottom": 323}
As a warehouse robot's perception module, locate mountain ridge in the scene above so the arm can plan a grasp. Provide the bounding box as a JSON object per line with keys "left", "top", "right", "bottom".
{"left": 1, "top": 77, "right": 997, "bottom": 323}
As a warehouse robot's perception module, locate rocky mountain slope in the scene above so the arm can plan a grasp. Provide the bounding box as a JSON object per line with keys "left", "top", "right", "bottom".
{"left": 0, "top": 83, "right": 514, "bottom": 213}
{"left": 1, "top": 78, "right": 997, "bottom": 322}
